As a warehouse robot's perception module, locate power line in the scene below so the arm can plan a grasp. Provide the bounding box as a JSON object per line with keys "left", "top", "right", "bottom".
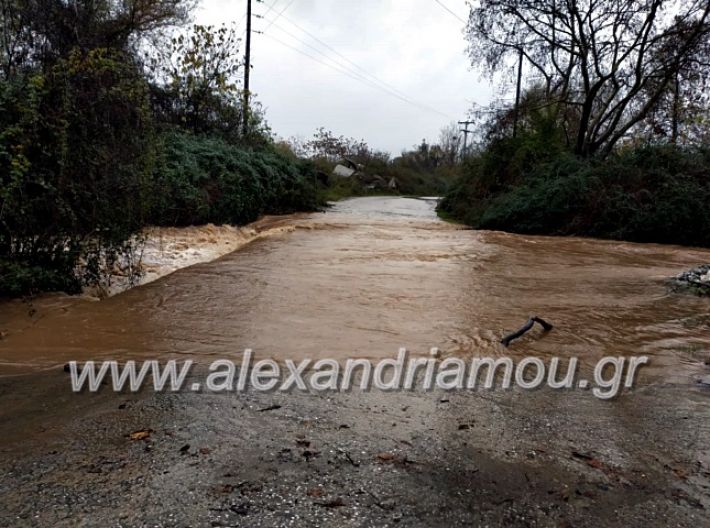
{"left": 261, "top": 33, "right": 381, "bottom": 86}
{"left": 265, "top": 21, "right": 400, "bottom": 97}
{"left": 263, "top": 0, "right": 296, "bottom": 31}
{"left": 260, "top": 0, "right": 281, "bottom": 21}
{"left": 262, "top": 0, "right": 282, "bottom": 17}
{"left": 261, "top": 11, "right": 451, "bottom": 118}
{"left": 265, "top": 11, "right": 411, "bottom": 100}
{"left": 261, "top": 32, "right": 414, "bottom": 105}
{"left": 433, "top": 0, "right": 467, "bottom": 24}
{"left": 237, "top": 0, "right": 276, "bottom": 35}
{"left": 235, "top": 12, "right": 248, "bottom": 33}
{"left": 261, "top": 32, "right": 452, "bottom": 119}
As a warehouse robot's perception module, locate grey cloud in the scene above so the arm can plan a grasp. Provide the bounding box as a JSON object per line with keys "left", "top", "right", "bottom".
{"left": 197, "top": 0, "right": 494, "bottom": 154}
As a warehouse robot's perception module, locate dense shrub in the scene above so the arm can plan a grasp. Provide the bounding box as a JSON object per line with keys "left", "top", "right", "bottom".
{"left": 149, "top": 131, "right": 319, "bottom": 226}
{"left": 0, "top": 257, "right": 82, "bottom": 298}
{"left": 0, "top": 3, "right": 321, "bottom": 299}
{"left": 441, "top": 144, "right": 710, "bottom": 247}
{"left": 0, "top": 49, "right": 154, "bottom": 297}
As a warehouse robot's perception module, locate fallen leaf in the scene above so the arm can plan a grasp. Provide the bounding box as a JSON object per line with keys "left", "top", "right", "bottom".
{"left": 307, "top": 487, "right": 325, "bottom": 497}
{"left": 129, "top": 429, "right": 152, "bottom": 441}
{"left": 587, "top": 458, "right": 604, "bottom": 470}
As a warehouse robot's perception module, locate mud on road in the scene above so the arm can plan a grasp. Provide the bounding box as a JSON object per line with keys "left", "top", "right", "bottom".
{"left": 1, "top": 367, "right": 709, "bottom": 527}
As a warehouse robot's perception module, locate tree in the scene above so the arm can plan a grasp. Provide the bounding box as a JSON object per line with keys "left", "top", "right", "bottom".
{"left": 305, "top": 127, "right": 373, "bottom": 163}
{"left": 1, "top": 0, "right": 192, "bottom": 74}
{"left": 150, "top": 24, "right": 245, "bottom": 137}
{"left": 0, "top": 0, "right": 195, "bottom": 295}
{"left": 466, "top": 0, "right": 710, "bottom": 156}
{"left": 438, "top": 122, "right": 461, "bottom": 164}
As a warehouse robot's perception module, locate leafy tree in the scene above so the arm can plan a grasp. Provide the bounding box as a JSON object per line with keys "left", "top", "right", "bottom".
{"left": 0, "top": 47, "right": 154, "bottom": 294}
{"left": 149, "top": 23, "right": 249, "bottom": 139}
{"left": 304, "top": 127, "right": 370, "bottom": 162}
{"left": 0, "top": 0, "right": 194, "bottom": 296}
{"left": 1, "top": 0, "right": 192, "bottom": 72}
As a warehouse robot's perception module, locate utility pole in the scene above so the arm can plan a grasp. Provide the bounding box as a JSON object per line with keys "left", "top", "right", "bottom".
{"left": 458, "top": 120, "right": 475, "bottom": 159}
{"left": 513, "top": 47, "right": 523, "bottom": 138}
{"left": 243, "top": 0, "right": 252, "bottom": 138}
{"left": 671, "top": 70, "right": 680, "bottom": 144}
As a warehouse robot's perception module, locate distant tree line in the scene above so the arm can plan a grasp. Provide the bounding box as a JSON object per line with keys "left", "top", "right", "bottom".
{"left": 277, "top": 125, "right": 464, "bottom": 199}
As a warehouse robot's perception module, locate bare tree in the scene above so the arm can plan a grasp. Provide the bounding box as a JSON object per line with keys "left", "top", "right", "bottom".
{"left": 466, "top": 0, "right": 710, "bottom": 156}
{"left": 305, "top": 127, "right": 375, "bottom": 163}
{"left": 438, "top": 122, "right": 461, "bottom": 164}
{"left": 148, "top": 24, "right": 244, "bottom": 136}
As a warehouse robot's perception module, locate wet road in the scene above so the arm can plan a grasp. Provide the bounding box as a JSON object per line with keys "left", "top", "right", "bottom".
{"left": 1, "top": 196, "right": 709, "bottom": 384}
{"left": 1, "top": 197, "right": 710, "bottom": 527}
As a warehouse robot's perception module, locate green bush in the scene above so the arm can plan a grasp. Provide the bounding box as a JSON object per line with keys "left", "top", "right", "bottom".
{"left": 1, "top": 5, "right": 322, "bottom": 299}
{"left": 441, "top": 144, "right": 710, "bottom": 247}
{"left": 0, "top": 49, "right": 154, "bottom": 298}
{"left": 149, "top": 131, "right": 320, "bottom": 226}
{"left": 0, "top": 257, "right": 81, "bottom": 298}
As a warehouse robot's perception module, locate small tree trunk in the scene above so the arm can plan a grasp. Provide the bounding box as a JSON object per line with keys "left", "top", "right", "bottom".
{"left": 513, "top": 48, "right": 523, "bottom": 138}
{"left": 671, "top": 71, "right": 680, "bottom": 144}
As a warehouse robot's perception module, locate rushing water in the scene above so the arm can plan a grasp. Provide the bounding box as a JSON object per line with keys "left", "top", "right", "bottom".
{"left": 1, "top": 197, "right": 709, "bottom": 383}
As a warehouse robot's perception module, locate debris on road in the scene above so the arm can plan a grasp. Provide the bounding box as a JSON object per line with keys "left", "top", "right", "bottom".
{"left": 501, "top": 316, "right": 554, "bottom": 347}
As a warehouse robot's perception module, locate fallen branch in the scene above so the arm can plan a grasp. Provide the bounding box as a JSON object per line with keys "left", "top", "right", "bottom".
{"left": 258, "top": 404, "right": 282, "bottom": 412}
{"left": 501, "top": 316, "right": 553, "bottom": 347}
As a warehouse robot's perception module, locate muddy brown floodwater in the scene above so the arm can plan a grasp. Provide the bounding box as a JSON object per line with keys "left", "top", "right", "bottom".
{"left": 1, "top": 196, "right": 710, "bottom": 378}
{"left": 1, "top": 196, "right": 709, "bottom": 527}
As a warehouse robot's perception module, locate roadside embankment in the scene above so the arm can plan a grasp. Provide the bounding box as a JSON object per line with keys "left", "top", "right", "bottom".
{"left": 89, "top": 216, "right": 306, "bottom": 298}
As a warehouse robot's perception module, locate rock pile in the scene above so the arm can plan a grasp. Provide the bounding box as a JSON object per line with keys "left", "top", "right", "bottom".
{"left": 670, "top": 264, "right": 710, "bottom": 296}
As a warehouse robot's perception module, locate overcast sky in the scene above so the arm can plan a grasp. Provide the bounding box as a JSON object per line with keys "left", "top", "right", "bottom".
{"left": 194, "top": 0, "right": 495, "bottom": 154}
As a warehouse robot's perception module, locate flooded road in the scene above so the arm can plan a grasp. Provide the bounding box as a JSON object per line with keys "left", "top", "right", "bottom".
{"left": 1, "top": 197, "right": 710, "bottom": 527}
{"left": 1, "top": 196, "right": 709, "bottom": 382}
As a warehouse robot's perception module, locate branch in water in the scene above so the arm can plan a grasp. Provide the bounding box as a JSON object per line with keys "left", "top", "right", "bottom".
{"left": 501, "top": 316, "right": 553, "bottom": 347}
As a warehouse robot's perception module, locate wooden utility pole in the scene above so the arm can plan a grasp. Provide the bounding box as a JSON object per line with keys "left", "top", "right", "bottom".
{"left": 513, "top": 47, "right": 523, "bottom": 138}
{"left": 458, "top": 120, "right": 475, "bottom": 158}
{"left": 243, "top": 0, "right": 252, "bottom": 138}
